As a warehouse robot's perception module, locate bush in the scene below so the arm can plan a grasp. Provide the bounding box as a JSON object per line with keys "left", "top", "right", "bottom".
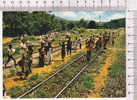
{"left": 28, "top": 74, "right": 39, "bottom": 82}
{"left": 3, "top": 48, "right": 7, "bottom": 58}
{"left": 8, "top": 86, "right": 21, "bottom": 97}
{"left": 80, "top": 74, "right": 94, "bottom": 89}
{"left": 35, "top": 89, "right": 46, "bottom": 97}
{"left": 109, "top": 51, "right": 125, "bottom": 78}
{"left": 26, "top": 36, "right": 37, "bottom": 41}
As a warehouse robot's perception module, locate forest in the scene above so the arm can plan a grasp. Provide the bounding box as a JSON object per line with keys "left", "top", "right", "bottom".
{"left": 3, "top": 12, "right": 125, "bottom": 37}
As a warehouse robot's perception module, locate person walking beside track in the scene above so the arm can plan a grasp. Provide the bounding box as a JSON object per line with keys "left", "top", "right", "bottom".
{"left": 79, "top": 35, "right": 82, "bottom": 49}
{"left": 47, "top": 38, "right": 53, "bottom": 65}
{"left": 66, "top": 37, "right": 72, "bottom": 55}
{"left": 39, "top": 43, "right": 45, "bottom": 67}
{"left": 26, "top": 42, "right": 33, "bottom": 73}
{"left": 18, "top": 39, "right": 27, "bottom": 73}
{"left": 86, "top": 37, "right": 94, "bottom": 62}
{"left": 73, "top": 37, "right": 79, "bottom": 52}
{"left": 21, "top": 42, "right": 33, "bottom": 79}
{"left": 95, "top": 35, "right": 100, "bottom": 51}
{"left": 4, "top": 44, "right": 16, "bottom": 68}
{"left": 103, "top": 33, "right": 108, "bottom": 49}
{"left": 44, "top": 36, "right": 49, "bottom": 55}
{"left": 59, "top": 39, "right": 66, "bottom": 61}
{"left": 112, "top": 32, "right": 116, "bottom": 46}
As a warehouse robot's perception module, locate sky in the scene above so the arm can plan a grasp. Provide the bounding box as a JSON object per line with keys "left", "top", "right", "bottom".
{"left": 50, "top": 11, "right": 125, "bottom": 22}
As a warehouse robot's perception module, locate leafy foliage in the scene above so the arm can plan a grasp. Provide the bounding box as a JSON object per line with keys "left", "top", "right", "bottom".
{"left": 28, "top": 74, "right": 39, "bottom": 82}
{"left": 8, "top": 86, "right": 21, "bottom": 97}
{"left": 80, "top": 74, "right": 94, "bottom": 89}
{"left": 3, "top": 12, "right": 125, "bottom": 37}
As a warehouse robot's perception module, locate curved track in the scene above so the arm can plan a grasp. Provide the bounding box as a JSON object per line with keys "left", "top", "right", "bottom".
{"left": 17, "top": 51, "right": 99, "bottom": 98}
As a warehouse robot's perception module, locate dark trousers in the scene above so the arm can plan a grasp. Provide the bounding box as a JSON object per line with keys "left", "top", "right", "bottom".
{"left": 18, "top": 57, "right": 25, "bottom": 73}
{"left": 39, "top": 55, "right": 44, "bottom": 67}
{"left": 61, "top": 50, "right": 65, "bottom": 60}
{"left": 112, "top": 41, "right": 114, "bottom": 46}
{"left": 67, "top": 48, "right": 71, "bottom": 55}
{"left": 79, "top": 43, "right": 82, "bottom": 49}
{"left": 87, "top": 50, "right": 91, "bottom": 62}
{"left": 28, "top": 60, "right": 32, "bottom": 73}
{"left": 5, "top": 55, "right": 16, "bottom": 67}
{"left": 104, "top": 41, "right": 107, "bottom": 49}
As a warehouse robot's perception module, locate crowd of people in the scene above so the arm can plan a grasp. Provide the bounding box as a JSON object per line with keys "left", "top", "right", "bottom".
{"left": 4, "top": 30, "right": 119, "bottom": 80}
{"left": 3, "top": 30, "right": 120, "bottom": 98}
{"left": 85, "top": 31, "right": 118, "bottom": 62}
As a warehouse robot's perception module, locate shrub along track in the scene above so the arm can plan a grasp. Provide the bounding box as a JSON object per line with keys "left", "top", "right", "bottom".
{"left": 16, "top": 51, "right": 99, "bottom": 98}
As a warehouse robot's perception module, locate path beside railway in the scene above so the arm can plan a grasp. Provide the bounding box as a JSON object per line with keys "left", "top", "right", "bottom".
{"left": 88, "top": 51, "right": 113, "bottom": 97}
{"left": 4, "top": 45, "right": 86, "bottom": 91}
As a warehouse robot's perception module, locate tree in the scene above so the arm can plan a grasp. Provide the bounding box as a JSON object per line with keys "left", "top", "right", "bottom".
{"left": 67, "top": 22, "right": 75, "bottom": 30}
{"left": 87, "top": 20, "right": 97, "bottom": 29}
{"left": 78, "top": 18, "right": 87, "bottom": 28}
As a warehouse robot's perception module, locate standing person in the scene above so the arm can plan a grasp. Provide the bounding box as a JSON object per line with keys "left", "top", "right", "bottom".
{"left": 73, "top": 37, "right": 79, "bottom": 52}
{"left": 5, "top": 44, "right": 16, "bottom": 68}
{"left": 3, "top": 84, "right": 6, "bottom": 96}
{"left": 112, "top": 36, "right": 115, "bottom": 46}
{"left": 103, "top": 34, "right": 108, "bottom": 49}
{"left": 95, "top": 36, "right": 99, "bottom": 51}
{"left": 86, "top": 38, "right": 94, "bottom": 62}
{"left": 39, "top": 35, "right": 44, "bottom": 43}
{"left": 26, "top": 42, "right": 33, "bottom": 73}
{"left": 39, "top": 43, "right": 45, "bottom": 67}
{"left": 19, "top": 40, "right": 27, "bottom": 73}
{"left": 90, "top": 36, "right": 94, "bottom": 45}
{"left": 67, "top": 37, "right": 72, "bottom": 55}
{"left": 47, "top": 38, "right": 53, "bottom": 65}
{"left": 112, "top": 32, "right": 116, "bottom": 46}
{"left": 79, "top": 35, "right": 82, "bottom": 49}
{"left": 59, "top": 40, "right": 66, "bottom": 61}
{"left": 65, "top": 35, "right": 70, "bottom": 42}
{"left": 44, "top": 36, "right": 49, "bottom": 55}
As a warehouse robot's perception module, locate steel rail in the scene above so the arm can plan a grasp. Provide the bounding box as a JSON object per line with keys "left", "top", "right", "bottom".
{"left": 55, "top": 54, "right": 98, "bottom": 98}
{"left": 18, "top": 53, "right": 86, "bottom": 98}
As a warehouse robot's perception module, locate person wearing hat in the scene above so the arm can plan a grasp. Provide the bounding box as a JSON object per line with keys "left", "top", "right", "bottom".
{"left": 5, "top": 44, "right": 16, "bottom": 68}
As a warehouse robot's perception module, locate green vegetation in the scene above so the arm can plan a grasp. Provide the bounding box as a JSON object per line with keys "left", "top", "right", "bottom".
{"left": 109, "top": 51, "right": 125, "bottom": 78}
{"left": 103, "top": 18, "right": 125, "bottom": 29}
{"left": 80, "top": 74, "right": 94, "bottom": 89}
{"left": 28, "top": 74, "right": 39, "bottom": 82}
{"left": 8, "top": 86, "right": 21, "bottom": 98}
{"left": 101, "top": 29, "right": 126, "bottom": 97}
{"left": 3, "top": 12, "right": 125, "bottom": 37}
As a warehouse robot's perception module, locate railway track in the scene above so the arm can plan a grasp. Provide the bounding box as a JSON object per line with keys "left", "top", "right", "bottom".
{"left": 17, "top": 53, "right": 86, "bottom": 98}
{"left": 55, "top": 54, "right": 98, "bottom": 98}
{"left": 17, "top": 51, "right": 98, "bottom": 98}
